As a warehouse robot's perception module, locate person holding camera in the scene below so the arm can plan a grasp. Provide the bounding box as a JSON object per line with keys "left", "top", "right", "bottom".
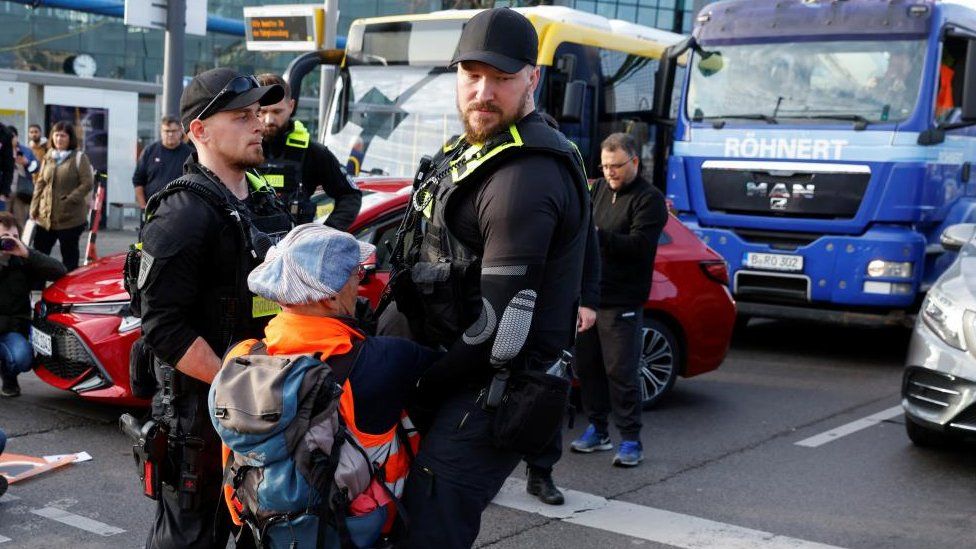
{"left": 30, "top": 121, "right": 94, "bottom": 272}
{"left": 0, "top": 211, "right": 67, "bottom": 397}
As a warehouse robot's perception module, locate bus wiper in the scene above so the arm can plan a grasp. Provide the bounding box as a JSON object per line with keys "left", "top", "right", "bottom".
{"left": 697, "top": 114, "right": 778, "bottom": 128}
{"left": 793, "top": 114, "right": 870, "bottom": 131}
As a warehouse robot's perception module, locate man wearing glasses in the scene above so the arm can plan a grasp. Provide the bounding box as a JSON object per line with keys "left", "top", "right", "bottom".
{"left": 132, "top": 116, "right": 192, "bottom": 212}
{"left": 136, "top": 68, "right": 291, "bottom": 548}
{"left": 570, "top": 132, "right": 667, "bottom": 467}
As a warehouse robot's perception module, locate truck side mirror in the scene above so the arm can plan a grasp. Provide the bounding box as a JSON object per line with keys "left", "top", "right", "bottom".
{"left": 940, "top": 223, "right": 976, "bottom": 252}
{"left": 560, "top": 80, "right": 586, "bottom": 123}
{"left": 961, "top": 41, "right": 976, "bottom": 121}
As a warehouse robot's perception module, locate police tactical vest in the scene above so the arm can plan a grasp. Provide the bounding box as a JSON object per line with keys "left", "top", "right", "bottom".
{"left": 405, "top": 114, "right": 589, "bottom": 346}
{"left": 259, "top": 120, "right": 310, "bottom": 196}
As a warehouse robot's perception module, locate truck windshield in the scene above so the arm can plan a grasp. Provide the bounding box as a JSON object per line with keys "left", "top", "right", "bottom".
{"left": 686, "top": 39, "right": 926, "bottom": 125}
{"left": 326, "top": 65, "right": 462, "bottom": 178}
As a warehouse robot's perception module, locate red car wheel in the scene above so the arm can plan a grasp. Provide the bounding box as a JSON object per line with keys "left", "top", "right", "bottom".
{"left": 639, "top": 316, "right": 680, "bottom": 409}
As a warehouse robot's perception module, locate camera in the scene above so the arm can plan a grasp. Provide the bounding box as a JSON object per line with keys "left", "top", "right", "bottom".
{"left": 0, "top": 237, "right": 18, "bottom": 252}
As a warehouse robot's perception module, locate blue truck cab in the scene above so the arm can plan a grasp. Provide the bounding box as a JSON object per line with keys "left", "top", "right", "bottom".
{"left": 661, "top": 0, "right": 976, "bottom": 326}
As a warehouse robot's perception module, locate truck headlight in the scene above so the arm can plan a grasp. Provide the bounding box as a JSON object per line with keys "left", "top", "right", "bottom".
{"left": 921, "top": 289, "right": 966, "bottom": 350}
{"left": 866, "top": 260, "right": 913, "bottom": 279}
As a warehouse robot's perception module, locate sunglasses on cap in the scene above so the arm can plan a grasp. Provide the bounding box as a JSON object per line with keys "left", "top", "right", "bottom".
{"left": 196, "top": 75, "right": 261, "bottom": 122}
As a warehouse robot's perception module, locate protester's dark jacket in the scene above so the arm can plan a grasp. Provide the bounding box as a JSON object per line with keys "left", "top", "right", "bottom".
{"left": 132, "top": 140, "right": 193, "bottom": 202}
{"left": 591, "top": 175, "right": 668, "bottom": 307}
{"left": 263, "top": 120, "right": 362, "bottom": 231}
{"left": 0, "top": 249, "right": 66, "bottom": 335}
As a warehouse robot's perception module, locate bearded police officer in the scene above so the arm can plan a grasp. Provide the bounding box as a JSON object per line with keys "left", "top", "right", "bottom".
{"left": 136, "top": 69, "right": 292, "bottom": 548}
{"left": 382, "top": 9, "right": 592, "bottom": 547}
{"left": 255, "top": 73, "right": 362, "bottom": 228}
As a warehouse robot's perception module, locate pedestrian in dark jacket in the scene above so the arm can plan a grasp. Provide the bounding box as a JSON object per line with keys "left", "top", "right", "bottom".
{"left": 132, "top": 115, "right": 192, "bottom": 210}
{"left": 0, "top": 211, "right": 67, "bottom": 397}
{"left": 570, "top": 132, "right": 668, "bottom": 467}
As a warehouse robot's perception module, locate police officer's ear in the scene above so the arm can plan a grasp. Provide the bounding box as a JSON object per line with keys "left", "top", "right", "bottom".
{"left": 527, "top": 65, "right": 541, "bottom": 92}
{"left": 187, "top": 119, "right": 208, "bottom": 144}
{"left": 286, "top": 98, "right": 297, "bottom": 117}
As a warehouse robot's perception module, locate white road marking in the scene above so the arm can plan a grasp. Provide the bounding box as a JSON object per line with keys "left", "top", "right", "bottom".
{"left": 0, "top": 495, "right": 20, "bottom": 502}
{"left": 0, "top": 534, "right": 9, "bottom": 544}
{"left": 30, "top": 507, "right": 125, "bottom": 536}
{"left": 795, "top": 405, "right": 903, "bottom": 448}
{"left": 493, "top": 478, "right": 844, "bottom": 549}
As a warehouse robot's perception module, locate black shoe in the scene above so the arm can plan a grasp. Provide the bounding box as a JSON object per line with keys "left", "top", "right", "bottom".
{"left": 0, "top": 377, "right": 20, "bottom": 398}
{"left": 0, "top": 474, "right": 7, "bottom": 499}
{"left": 526, "top": 470, "right": 565, "bottom": 506}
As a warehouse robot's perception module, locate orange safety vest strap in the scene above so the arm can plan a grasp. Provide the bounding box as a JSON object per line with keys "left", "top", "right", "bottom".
{"left": 220, "top": 338, "right": 261, "bottom": 527}
{"left": 938, "top": 64, "right": 956, "bottom": 113}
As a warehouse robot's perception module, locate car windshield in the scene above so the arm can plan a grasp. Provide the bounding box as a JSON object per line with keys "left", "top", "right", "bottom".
{"left": 326, "top": 65, "right": 462, "bottom": 178}
{"left": 686, "top": 39, "right": 926, "bottom": 124}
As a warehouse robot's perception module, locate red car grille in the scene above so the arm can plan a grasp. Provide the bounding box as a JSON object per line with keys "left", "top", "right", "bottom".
{"left": 32, "top": 318, "right": 98, "bottom": 381}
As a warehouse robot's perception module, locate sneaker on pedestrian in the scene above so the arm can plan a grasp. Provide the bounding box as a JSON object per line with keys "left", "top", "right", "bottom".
{"left": 612, "top": 440, "right": 644, "bottom": 467}
{"left": 526, "top": 468, "right": 565, "bottom": 506}
{"left": 0, "top": 377, "right": 20, "bottom": 398}
{"left": 570, "top": 424, "right": 612, "bottom": 453}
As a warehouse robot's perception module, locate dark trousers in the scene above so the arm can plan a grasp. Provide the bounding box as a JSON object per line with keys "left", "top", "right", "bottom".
{"left": 524, "top": 425, "right": 563, "bottom": 475}
{"left": 399, "top": 390, "right": 522, "bottom": 549}
{"left": 576, "top": 306, "right": 643, "bottom": 440}
{"left": 33, "top": 223, "right": 85, "bottom": 272}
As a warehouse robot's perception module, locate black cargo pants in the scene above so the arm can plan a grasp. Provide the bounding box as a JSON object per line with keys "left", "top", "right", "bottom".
{"left": 399, "top": 389, "right": 522, "bottom": 549}
{"left": 575, "top": 306, "right": 644, "bottom": 440}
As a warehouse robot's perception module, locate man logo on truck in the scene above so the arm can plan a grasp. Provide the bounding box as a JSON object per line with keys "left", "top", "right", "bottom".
{"left": 746, "top": 182, "right": 815, "bottom": 211}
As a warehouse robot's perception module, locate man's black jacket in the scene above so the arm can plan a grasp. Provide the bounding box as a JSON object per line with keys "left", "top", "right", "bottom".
{"left": 0, "top": 124, "right": 13, "bottom": 197}
{"left": 0, "top": 249, "right": 67, "bottom": 335}
{"left": 263, "top": 120, "right": 362, "bottom": 231}
{"left": 591, "top": 175, "right": 668, "bottom": 308}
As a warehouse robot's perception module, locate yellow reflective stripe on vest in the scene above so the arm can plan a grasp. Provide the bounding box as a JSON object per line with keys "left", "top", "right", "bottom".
{"left": 264, "top": 174, "right": 286, "bottom": 188}
{"left": 251, "top": 296, "right": 282, "bottom": 318}
{"left": 285, "top": 120, "right": 310, "bottom": 149}
{"left": 450, "top": 125, "right": 523, "bottom": 183}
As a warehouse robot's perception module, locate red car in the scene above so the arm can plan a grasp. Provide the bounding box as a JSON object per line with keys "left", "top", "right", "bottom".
{"left": 30, "top": 179, "right": 735, "bottom": 408}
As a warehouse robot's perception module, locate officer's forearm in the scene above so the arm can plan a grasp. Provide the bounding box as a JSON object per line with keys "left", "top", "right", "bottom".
{"left": 175, "top": 337, "right": 221, "bottom": 383}
{"left": 134, "top": 186, "right": 147, "bottom": 209}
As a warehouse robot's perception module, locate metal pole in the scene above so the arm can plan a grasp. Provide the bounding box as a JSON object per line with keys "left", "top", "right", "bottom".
{"left": 318, "top": 0, "right": 338, "bottom": 142}
{"left": 162, "top": 0, "right": 186, "bottom": 118}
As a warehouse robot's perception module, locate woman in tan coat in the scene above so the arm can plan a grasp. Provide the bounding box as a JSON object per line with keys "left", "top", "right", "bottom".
{"left": 30, "top": 122, "right": 93, "bottom": 271}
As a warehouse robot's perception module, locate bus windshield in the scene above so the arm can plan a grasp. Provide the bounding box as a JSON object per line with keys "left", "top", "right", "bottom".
{"left": 326, "top": 65, "right": 462, "bottom": 178}
{"left": 686, "top": 39, "right": 927, "bottom": 125}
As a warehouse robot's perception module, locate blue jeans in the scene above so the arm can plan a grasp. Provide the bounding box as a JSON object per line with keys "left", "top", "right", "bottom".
{"left": 0, "top": 331, "right": 33, "bottom": 381}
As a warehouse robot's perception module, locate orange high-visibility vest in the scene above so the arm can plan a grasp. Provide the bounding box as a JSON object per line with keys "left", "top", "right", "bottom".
{"left": 219, "top": 337, "right": 419, "bottom": 531}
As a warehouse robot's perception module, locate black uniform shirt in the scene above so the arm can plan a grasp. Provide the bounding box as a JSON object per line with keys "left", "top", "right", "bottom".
{"left": 139, "top": 161, "right": 273, "bottom": 367}
{"left": 423, "top": 112, "right": 590, "bottom": 389}
{"left": 263, "top": 120, "right": 362, "bottom": 231}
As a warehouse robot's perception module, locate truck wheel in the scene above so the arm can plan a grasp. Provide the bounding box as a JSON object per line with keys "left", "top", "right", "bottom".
{"left": 905, "top": 413, "right": 954, "bottom": 448}
{"left": 639, "top": 317, "right": 679, "bottom": 409}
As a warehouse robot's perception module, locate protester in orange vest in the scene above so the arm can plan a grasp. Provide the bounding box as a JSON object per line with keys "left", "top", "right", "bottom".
{"left": 221, "top": 223, "right": 439, "bottom": 537}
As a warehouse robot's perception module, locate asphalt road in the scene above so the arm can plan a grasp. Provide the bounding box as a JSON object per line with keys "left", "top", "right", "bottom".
{"left": 1, "top": 231, "right": 973, "bottom": 548}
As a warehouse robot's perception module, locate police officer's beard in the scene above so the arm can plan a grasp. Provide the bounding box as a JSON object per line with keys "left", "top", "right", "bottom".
{"left": 232, "top": 147, "right": 265, "bottom": 171}
{"left": 460, "top": 90, "right": 530, "bottom": 144}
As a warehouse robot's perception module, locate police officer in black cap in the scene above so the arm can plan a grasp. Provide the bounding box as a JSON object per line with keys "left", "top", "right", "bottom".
{"left": 136, "top": 68, "right": 292, "bottom": 548}
{"left": 255, "top": 73, "right": 362, "bottom": 228}
{"left": 383, "top": 8, "right": 592, "bottom": 547}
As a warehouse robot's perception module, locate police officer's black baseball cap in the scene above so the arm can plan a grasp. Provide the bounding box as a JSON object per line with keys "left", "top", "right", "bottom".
{"left": 450, "top": 8, "right": 538, "bottom": 74}
{"left": 180, "top": 68, "right": 284, "bottom": 130}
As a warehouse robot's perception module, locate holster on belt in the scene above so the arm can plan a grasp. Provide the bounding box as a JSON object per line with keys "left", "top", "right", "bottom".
{"left": 119, "top": 413, "right": 168, "bottom": 500}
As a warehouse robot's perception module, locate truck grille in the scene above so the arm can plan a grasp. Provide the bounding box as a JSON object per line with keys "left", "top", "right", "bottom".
{"left": 903, "top": 368, "right": 964, "bottom": 412}
{"left": 734, "top": 271, "right": 810, "bottom": 303}
{"left": 734, "top": 228, "right": 821, "bottom": 251}
{"left": 32, "top": 318, "right": 97, "bottom": 381}
{"left": 702, "top": 163, "right": 869, "bottom": 219}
